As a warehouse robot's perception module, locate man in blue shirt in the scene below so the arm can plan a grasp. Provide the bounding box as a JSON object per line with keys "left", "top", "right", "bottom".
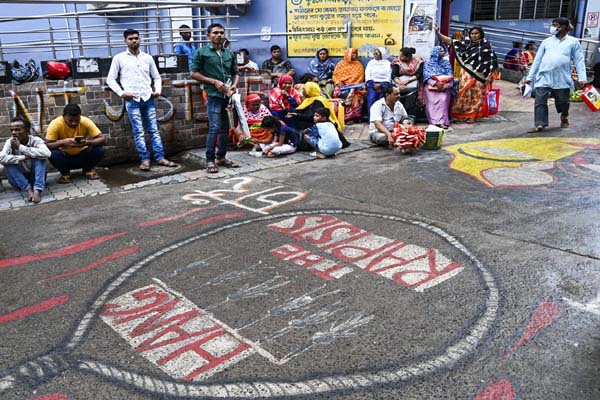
{"left": 526, "top": 18, "right": 587, "bottom": 132}
{"left": 173, "top": 24, "right": 196, "bottom": 70}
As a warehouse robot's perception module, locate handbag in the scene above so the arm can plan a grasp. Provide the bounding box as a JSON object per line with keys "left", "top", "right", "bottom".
{"left": 581, "top": 85, "right": 600, "bottom": 112}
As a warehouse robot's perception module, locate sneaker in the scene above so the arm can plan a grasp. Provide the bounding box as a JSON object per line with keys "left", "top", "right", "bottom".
{"left": 248, "top": 150, "right": 262, "bottom": 157}
{"left": 58, "top": 175, "right": 71, "bottom": 184}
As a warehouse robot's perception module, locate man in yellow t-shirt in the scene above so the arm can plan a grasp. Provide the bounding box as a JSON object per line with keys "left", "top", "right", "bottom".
{"left": 45, "top": 104, "right": 106, "bottom": 184}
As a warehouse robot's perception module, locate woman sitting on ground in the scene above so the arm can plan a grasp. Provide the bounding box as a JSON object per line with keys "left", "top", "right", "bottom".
{"left": 436, "top": 26, "right": 498, "bottom": 123}
{"left": 391, "top": 47, "right": 423, "bottom": 117}
{"left": 522, "top": 41, "right": 536, "bottom": 67}
{"left": 365, "top": 47, "right": 392, "bottom": 116}
{"left": 233, "top": 94, "right": 272, "bottom": 146}
{"left": 291, "top": 81, "right": 350, "bottom": 148}
{"left": 307, "top": 47, "right": 336, "bottom": 98}
{"left": 268, "top": 74, "right": 301, "bottom": 128}
{"left": 423, "top": 45, "right": 454, "bottom": 129}
{"left": 332, "top": 47, "right": 365, "bottom": 123}
{"left": 503, "top": 41, "right": 526, "bottom": 71}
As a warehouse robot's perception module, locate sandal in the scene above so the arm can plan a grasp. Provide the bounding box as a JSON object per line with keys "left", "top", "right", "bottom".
{"left": 84, "top": 170, "right": 99, "bottom": 180}
{"left": 215, "top": 159, "right": 240, "bottom": 168}
{"left": 58, "top": 175, "right": 71, "bottom": 184}
{"left": 157, "top": 159, "right": 178, "bottom": 167}
{"left": 560, "top": 117, "right": 569, "bottom": 128}
{"left": 527, "top": 125, "right": 545, "bottom": 133}
{"left": 139, "top": 161, "right": 151, "bottom": 171}
{"left": 206, "top": 162, "right": 219, "bottom": 174}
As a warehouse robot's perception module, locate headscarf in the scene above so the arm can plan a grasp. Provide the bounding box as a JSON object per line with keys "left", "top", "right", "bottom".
{"left": 452, "top": 26, "right": 498, "bottom": 83}
{"left": 423, "top": 46, "right": 453, "bottom": 82}
{"left": 244, "top": 94, "right": 271, "bottom": 121}
{"left": 332, "top": 48, "right": 364, "bottom": 86}
{"left": 307, "top": 48, "right": 336, "bottom": 81}
{"left": 297, "top": 81, "right": 343, "bottom": 131}
{"left": 365, "top": 47, "right": 391, "bottom": 83}
{"left": 268, "top": 74, "right": 301, "bottom": 112}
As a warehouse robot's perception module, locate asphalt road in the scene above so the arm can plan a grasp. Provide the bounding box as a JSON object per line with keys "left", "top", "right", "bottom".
{"left": 1, "top": 101, "right": 600, "bottom": 399}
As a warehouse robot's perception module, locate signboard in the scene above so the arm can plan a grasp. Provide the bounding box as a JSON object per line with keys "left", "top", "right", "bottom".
{"left": 404, "top": 0, "right": 437, "bottom": 60}
{"left": 286, "top": 0, "right": 404, "bottom": 58}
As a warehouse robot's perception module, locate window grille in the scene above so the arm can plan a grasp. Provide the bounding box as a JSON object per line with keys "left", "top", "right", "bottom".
{"left": 472, "top": 0, "right": 575, "bottom": 21}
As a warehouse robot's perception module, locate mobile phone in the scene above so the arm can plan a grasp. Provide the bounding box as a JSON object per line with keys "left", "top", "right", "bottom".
{"left": 74, "top": 136, "right": 84, "bottom": 143}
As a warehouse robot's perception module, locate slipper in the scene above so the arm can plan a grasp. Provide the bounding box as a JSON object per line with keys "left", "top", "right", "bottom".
{"left": 84, "top": 170, "right": 100, "bottom": 180}
{"left": 216, "top": 159, "right": 240, "bottom": 168}
{"left": 58, "top": 175, "right": 71, "bottom": 184}
{"left": 206, "top": 162, "right": 219, "bottom": 173}
{"left": 139, "top": 161, "right": 151, "bottom": 171}
{"left": 32, "top": 189, "right": 42, "bottom": 204}
{"left": 527, "top": 126, "right": 544, "bottom": 133}
{"left": 157, "top": 159, "right": 178, "bottom": 167}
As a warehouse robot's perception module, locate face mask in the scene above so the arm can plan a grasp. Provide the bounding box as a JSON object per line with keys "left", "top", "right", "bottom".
{"left": 550, "top": 26, "right": 559, "bottom": 35}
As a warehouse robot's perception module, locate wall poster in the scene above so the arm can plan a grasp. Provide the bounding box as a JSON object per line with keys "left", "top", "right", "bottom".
{"left": 286, "top": 0, "right": 405, "bottom": 58}
{"left": 404, "top": 0, "right": 437, "bottom": 60}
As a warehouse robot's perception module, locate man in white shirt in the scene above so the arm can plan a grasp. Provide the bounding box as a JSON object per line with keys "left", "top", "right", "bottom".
{"left": 106, "top": 29, "right": 176, "bottom": 171}
{"left": 0, "top": 117, "right": 50, "bottom": 203}
{"left": 369, "top": 86, "right": 411, "bottom": 147}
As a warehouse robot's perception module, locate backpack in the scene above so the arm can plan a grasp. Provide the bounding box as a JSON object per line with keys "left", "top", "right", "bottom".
{"left": 44, "top": 61, "right": 71, "bottom": 80}
{"left": 10, "top": 59, "right": 40, "bottom": 84}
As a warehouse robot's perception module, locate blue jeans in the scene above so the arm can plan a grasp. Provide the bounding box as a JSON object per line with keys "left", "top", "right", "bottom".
{"left": 205, "top": 96, "right": 230, "bottom": 163}
{"left": 49, "top": 146, "right": 104, "bottom": 176}
{"left": 125, "top": 98, "right": 165, "bottom": 162}
{"left": 4, "top": 159, "right": 46, "bottom": 192}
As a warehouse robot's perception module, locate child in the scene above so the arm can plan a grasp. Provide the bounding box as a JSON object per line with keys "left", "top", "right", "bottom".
{"left": 302, "top": 107, "right": 342, "bottom": 158}
{"left": 253, "top": 116, "right": 299, "bottom": 157}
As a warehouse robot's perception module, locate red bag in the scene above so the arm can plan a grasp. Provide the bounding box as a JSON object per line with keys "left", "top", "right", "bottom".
{"left": 483, "top": 84, "right": 500, "bottom": 117}
{"left": 45, "top": 61, "right": 71, "bottom": 80}
{"left": 581, "top": 85, "right": 600, "bottom": 112}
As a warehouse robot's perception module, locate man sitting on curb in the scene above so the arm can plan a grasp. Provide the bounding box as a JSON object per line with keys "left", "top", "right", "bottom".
{"left": 0, "top": 117, "right": 51, "bottom": 203}
{"left": 369, "top": 85, "right": 412, "bottom": 147}
{"left": 45, "top": 104, "right": 106, "bottom": 184}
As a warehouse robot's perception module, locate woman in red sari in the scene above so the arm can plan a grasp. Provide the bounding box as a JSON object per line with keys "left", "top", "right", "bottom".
{"left": 333, "top": 48, "right": 365, "bottom": 123}
{"left": 268, "top": 74, "right": 301, "bottom": 128}
{"left": 436, "top": 26, "right": 498, "bottom": 123}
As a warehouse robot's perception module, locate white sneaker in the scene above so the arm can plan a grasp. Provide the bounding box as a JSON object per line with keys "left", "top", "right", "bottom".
{"left": 309, "top": 152, "right": 317, "bottom": 157}
{"left": 248, "top": 150, "right": 262, "bottom": 157}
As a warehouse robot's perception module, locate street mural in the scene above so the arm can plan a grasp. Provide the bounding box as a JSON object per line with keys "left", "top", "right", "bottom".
{"left": 445, "top": 138, "right": 600, "bottom": 190}
{"left": 0, "top": 178, "right": 574, "bottom": 399}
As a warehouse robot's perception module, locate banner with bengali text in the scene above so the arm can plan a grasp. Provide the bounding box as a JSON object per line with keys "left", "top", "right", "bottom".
{"left": 286, "top": 0, "right": 405, "bottom": 58}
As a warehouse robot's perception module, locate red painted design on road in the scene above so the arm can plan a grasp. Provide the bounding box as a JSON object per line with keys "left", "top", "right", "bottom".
{"left": 101, "top": 284, "right": 255, "bottom": 381}
{"left": 180, "top": 212, "right": 246, "bottom": 230}
{"left": 268, "top": 215, "right": 463, "bottom": 291}
{"left": 40, "top": 246, "right": 140, "bottom": 282}
{"left": 476, "top": 379, "right": 514, "bottom": 400}
{"left": 0, "top": 295, "right": 70, "bottom": 324}
{"left": 0, "top": 232, "right": 127, "bottom": 269}
{"left": 503, "top": 300, "right": 560, "bottom": 359}
{"left": 139, "top": 206, "right": 217, "bottom": 227}
{"left": 271, "top": 243, "right": 354, "bottom": 280}
{"left": 31, "top": 393, "right": 69, "bottom": 400}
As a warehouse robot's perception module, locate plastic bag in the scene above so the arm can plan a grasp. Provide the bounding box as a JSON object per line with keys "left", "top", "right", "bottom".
{"left": 44, "top": 61, "right": 71, "bottom": 80}
{"left": 483, "top": 85, "right": 500, "bottom": 117}
{"left": 10, "top": 59, "right": 40, "bottom": 84}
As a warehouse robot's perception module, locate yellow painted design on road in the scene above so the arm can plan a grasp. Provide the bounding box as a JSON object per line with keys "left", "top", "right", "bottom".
{"left": 445, "top": 138, "right": 600, "bottom": 188}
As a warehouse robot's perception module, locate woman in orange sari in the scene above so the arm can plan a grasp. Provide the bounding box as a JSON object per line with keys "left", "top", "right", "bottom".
{"left": 436, "top": 26, "right": 498, "bottom": 123}
{"left": 333, "top": 48, "right": 365, "bottom": 123}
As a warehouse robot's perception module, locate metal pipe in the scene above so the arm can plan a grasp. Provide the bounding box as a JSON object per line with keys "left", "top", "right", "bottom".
{"left": 62, "top": 3, "right": 75, "bottom": 58}
{"left": 346, "top": 19, "right": 352, "bottom": 49}
{"left": 48, "top": 19, "right": 57, "bottom": 58}
{"left": 74, "top": 3, "right": 85, "bottom": 56}
{"left": 156, "top": 4, "right": 164, "bottom": 54}
{"left": 105, "top": 18, "right": 113, "bottom": 56}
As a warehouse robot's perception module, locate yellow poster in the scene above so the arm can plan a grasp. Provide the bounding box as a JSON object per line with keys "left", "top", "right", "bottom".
{"left": 286, "top": 0, "right": 404, "bottom": 57}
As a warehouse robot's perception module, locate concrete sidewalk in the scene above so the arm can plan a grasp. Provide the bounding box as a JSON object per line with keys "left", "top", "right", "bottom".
{"left": 0, "top": 78, "right": 588, "bottom": 212}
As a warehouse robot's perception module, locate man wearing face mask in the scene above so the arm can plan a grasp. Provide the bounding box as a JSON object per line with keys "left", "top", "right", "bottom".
{"left": 525, "top": 18, "right": 586, "bottom": 132}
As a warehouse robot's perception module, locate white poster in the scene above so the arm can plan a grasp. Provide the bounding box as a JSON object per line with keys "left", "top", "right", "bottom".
{"left": 583, "top": 0, "right": 600, "bottom": 66}
{"left": 403, "top": 0, "right": 437, "bottom": 60}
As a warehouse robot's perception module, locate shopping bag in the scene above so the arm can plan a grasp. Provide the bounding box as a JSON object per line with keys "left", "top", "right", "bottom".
{"left": 483, "top": 85, "right": 500, "bottom": 117}
{"left": 581, "top": 85, "right": 600, "bottom": 112}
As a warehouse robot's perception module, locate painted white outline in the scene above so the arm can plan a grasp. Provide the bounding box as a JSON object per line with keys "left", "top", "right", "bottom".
{"left": 64, "top": 210, "right": 500, "bottom": 397}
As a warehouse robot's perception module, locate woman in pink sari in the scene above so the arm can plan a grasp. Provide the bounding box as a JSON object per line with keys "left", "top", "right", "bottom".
{"left": 423, "top": 46, "right": 454, "bottom": 128}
